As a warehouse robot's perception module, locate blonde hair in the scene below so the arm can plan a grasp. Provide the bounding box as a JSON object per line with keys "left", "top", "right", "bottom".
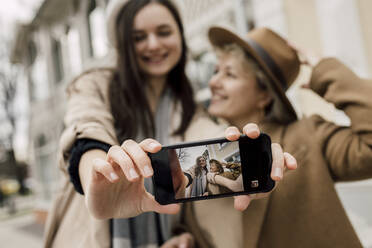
{"left": 215, "top": 43, "right": 277, "bottom": 121}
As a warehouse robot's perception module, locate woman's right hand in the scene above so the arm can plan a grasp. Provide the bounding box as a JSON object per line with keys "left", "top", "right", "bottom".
{"left": 80, "top": 138, "right": 180, "bottom": 219}
{"left": 161, "top": 232, "right": 194, "bottom": 248}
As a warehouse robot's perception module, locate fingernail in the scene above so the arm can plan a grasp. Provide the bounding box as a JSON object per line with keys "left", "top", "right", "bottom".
{"left": 287, "top": 155, "right": 296, "bottom": 165}
{"left": 227, "top": 129, "right": 236, "bottom": 137}
{"left": 110, "top": 172, "right": 119, "bottom": 181}
{"left": 149, "top": 142, "right": 159, "bottom": 150}
{"left": 129, "top": 168, "right": 139, "bottom": 179}
{"left": 274, "top": 167, "right": 283, "bottom": 179}
{"left": 179, "top": 243, "right": 187, "bottom": 248}
{"left": 143, "top": 165, "right": 153, "bottom": 177}
{"left": 244, "top": 126, "right": 259, "bottom": 136}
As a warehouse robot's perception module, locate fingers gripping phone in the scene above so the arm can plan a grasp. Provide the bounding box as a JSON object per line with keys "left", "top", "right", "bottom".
{"left": 149, "top": 134, "right": 274, "bottom": 205}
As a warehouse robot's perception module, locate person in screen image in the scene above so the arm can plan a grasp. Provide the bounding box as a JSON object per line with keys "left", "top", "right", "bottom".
{"left": 202, "top": 25, "right": 372, "bottom": 247}
{"left": 183, "top": 156, "right": 209, "bottom": 197}
{"left": 207, "top": 159, "right": 243, "bottom": 194}
{"left": 206, "top": 159, "right": 242, "bottom": 195}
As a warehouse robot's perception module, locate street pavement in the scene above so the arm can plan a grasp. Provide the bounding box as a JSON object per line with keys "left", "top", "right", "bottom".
{"left": 336, "top": 180, "right": 372, "bottom": 248}
{"left": 0, "top": 181, "right": 371, "bottom": 247}
{"left": 0, "top": 212, "right": 43, "bottom": 248}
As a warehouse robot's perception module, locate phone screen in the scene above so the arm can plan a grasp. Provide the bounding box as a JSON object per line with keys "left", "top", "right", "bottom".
{"left": 169, "top": 140, "right": 243, "bottom": 200}
{"left": 150, "top": 134, "right": 274, "bottom": 204}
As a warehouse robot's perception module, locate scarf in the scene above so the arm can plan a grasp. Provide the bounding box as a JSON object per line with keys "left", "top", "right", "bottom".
{"left": 113, "top": 88, "right": 174, "bottom": 248}
{"left": 191, "top": 169, "right": 207, "bottom": 197}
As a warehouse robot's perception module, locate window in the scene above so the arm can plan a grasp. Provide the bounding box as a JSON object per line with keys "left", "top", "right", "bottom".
{"left": 51, "top": 37, "right": 64, "bottom": 83}
{"left": 87, "top": 0, "right": 108, "bottom": 58}
{"left": 67, "top": 27, "right": 82, "bottom": 75}
{"left": 218, "top": 142, "right": 228, "bottom": 150}
{"left": 30, "top": 41, "right": 49, "bottom": 101}
{"left": 27, "top": 40, "right": 37, "bottom": 66}
{"left": 224, "top": 152, "right": 241, "bottom": 163}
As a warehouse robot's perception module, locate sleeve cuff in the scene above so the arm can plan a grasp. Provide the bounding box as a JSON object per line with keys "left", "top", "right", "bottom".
{"left": 68, "top": 138, "right": 111, "bottom": 195}
{"left": 184, "top": 173, "right": 193, "bottom": 188}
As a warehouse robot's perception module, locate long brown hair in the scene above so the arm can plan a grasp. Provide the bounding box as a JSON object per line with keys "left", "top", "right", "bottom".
{"left": 195, "top": 156, "right": 207, "bottom": 177}
{"left": 109, "top": 0, "right": 195, "bottom": 142}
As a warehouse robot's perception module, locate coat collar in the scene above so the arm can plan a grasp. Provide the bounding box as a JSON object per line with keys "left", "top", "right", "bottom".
{"left": 260, "top": 121, "right": 285, "bottom": 144}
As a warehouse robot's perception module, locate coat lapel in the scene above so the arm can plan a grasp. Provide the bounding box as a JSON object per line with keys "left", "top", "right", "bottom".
{"left": 242, "top": 122, "right": 284, "bottom": 247}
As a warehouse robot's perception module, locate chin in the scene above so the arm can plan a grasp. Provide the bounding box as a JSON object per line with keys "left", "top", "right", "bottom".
{"left": 147, "top": 66, "right": 173, "bottom": 77}
{"left": 208, "top": 105, "right": 225, "bottom": 119}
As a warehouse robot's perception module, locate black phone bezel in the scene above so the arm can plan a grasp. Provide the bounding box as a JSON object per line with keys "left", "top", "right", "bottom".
{"left": 150, "top": 133, "right": 274, "bottom": 205}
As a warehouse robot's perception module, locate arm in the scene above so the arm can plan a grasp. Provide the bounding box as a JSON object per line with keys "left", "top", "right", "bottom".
{"left": 61, "top": 72, "right": 180, "bottom": 219}
{"left": 168, "top": 149, "right": 189, "bottom": 198}
{"left": 213, "top": 174, "right": 244, "bottom": 192}
{"left": 309, "top": 58, "right": 372, "bottom": 181}
{"left": 79, "top": 149, "right": 107, "bottom": 194}
{"left": 59, "top": 70, "right": 118, "bottom": 175}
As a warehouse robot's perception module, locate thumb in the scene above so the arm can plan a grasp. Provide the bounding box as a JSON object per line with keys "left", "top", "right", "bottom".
{"left": 142, "top": 192, "right": 181, "bottom": 214}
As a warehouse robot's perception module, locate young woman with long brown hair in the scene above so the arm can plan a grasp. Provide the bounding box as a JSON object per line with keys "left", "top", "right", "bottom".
{"left": 43, "top": 1, "right": 297, "bottom": 247}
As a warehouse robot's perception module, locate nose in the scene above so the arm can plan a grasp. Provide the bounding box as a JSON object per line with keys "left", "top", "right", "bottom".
{"left": 208, "top": 71, "right": 222, "bottom": 89}
{"left": 147, "top": 33, "right": 161, "bottom": 50}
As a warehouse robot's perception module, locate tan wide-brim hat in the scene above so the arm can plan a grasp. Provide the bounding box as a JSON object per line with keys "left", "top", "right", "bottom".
{"left": 208, "top": 26, "right": 300, "bottom": 124}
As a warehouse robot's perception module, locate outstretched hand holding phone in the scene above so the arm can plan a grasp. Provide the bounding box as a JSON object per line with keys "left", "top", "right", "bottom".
{"left": 225, "top": 125, "right": 298, "bottom": 210}
{"left": 78, "top": 123, "right": 297, "bottom": 220}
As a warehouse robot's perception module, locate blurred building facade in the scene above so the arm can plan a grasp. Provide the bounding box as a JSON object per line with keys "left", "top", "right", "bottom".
{"left": 9, "top": 0, "right": 372, "bottom": 245}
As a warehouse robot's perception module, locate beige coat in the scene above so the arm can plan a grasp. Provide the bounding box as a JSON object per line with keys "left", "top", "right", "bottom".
{"left": 43, "top": 69, "right": 225, "bottom": 248}
{"left": 44, "top": 58, "right": 372, "bottom": 248}
{"left": 190, "top": 58, "right": 372, "bottom": 248}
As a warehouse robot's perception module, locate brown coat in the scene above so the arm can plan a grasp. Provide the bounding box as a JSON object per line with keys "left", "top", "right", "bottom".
{"left": 190, "top": 58, "right": 372, "bottom": 248}
{"left": 43, "top": 69, "right": 225, "bottom": 248}
{"left": 44, "top": 58, "right": 372, "bottom": 248}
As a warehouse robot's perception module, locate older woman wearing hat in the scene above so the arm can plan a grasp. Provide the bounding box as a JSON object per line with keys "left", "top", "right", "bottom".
{"left": 199, "top": 26, "right": 372, "bottom": 247}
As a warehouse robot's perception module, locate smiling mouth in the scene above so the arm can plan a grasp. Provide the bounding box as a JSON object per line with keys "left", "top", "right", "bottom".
{"left": 211, "top": 93, "right": 227, "bottom": 102}
{"left": 143, "top": 53, "right": 168, "bottom": 64}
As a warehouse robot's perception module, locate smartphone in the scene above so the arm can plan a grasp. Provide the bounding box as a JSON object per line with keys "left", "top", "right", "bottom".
{"left": 149, "top": 133, "right": 274, "bottom": 205}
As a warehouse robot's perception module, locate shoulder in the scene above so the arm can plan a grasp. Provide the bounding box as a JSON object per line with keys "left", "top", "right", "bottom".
{"left": 185, "top": 164, "right": 197, "bottom": 174}
{"left": 185, "top": 106, "right": 226, "bottom": 141}
{"left": 282, "top": 116, "right": 323, "bottom": 145}
{"left": 66, "top": 68, "right": 115, "bottom": 98}
{"left": 281, "top": 115, "right": 333, "bottom": 160}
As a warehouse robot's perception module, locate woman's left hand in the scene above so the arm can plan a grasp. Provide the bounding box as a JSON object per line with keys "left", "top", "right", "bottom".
{"left": 224, "top": 123, "right": 297, "bottom": 211}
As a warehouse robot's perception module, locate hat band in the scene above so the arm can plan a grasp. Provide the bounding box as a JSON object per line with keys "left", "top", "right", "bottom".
{"left": 246, "top": 38, "right": 287, "bottom": 90}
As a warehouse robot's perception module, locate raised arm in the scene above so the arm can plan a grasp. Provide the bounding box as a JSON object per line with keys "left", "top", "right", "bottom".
{"left": 308, "top": 58, "right": 372, "bottom": 181}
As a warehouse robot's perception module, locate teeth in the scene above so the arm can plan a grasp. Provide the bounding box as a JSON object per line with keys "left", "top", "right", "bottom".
{"left": 150, "top": 57, "right": 163, "bottom": 62}
{"left": 144, "top": 54, "right": 167, "bottom": 63}
{"left": 212, "top": 94, "right": 225, "bottom": 100}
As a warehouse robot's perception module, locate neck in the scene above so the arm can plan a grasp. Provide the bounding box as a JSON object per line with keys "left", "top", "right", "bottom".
{"left": 228, "top": 112, "right": 264, "bottom": 131}
{"left": 146, "top": 75, "right": 167, "bottom": 114}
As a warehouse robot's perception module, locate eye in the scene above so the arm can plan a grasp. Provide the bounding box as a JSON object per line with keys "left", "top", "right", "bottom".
{"left": 157, "top": 30, "right": 172, "bottom": 37}
{"left": 226, "top": 71, "right": 236, "bottom": 78}
{"left": 157, "top": 25, "right": 173, "bottom": 37}
{"left": 133, "top": 33, "right": 146, "bottom": 42}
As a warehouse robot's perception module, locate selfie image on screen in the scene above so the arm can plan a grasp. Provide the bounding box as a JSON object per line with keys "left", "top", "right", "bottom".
{"left": 168, "top": 141, "right": 244, "bottom": 199}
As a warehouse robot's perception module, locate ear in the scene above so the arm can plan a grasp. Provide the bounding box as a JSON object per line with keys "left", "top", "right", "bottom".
{"left": 257, "top": 91, "right": 273, "bottom": 109}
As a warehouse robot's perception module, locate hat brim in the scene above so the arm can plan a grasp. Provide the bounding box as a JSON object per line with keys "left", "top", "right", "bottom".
{"left": 208, "top": 27, "right": 297, "bottom": 124}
